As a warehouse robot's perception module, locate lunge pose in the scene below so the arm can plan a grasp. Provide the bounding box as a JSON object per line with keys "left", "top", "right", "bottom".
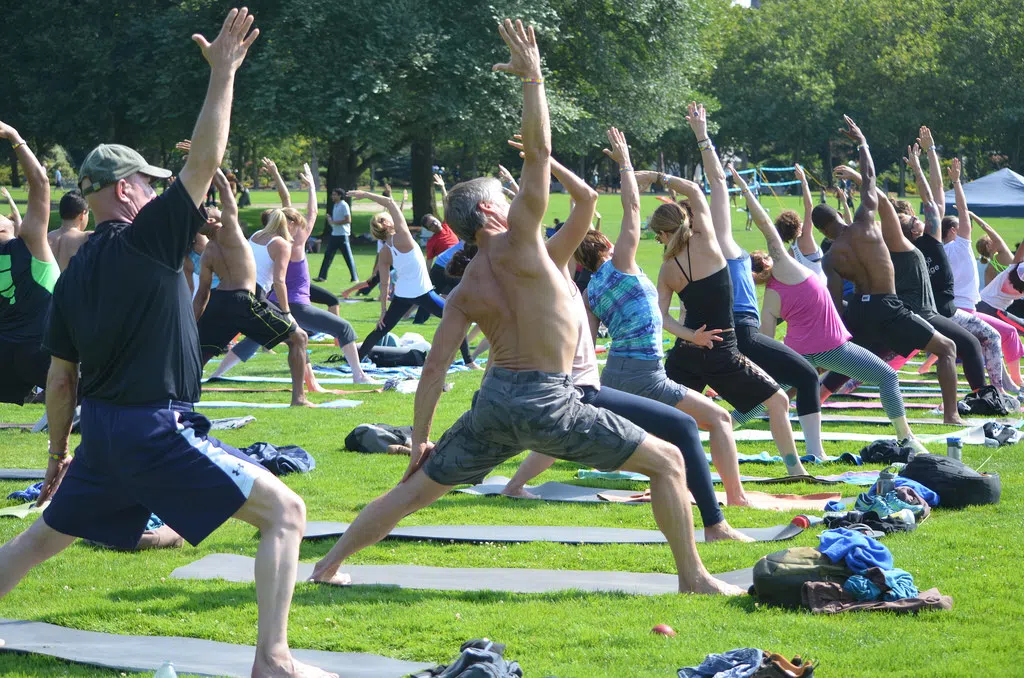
{"left": 310, "top": 20, "right": 743, "bottom": 595}
{"left": 731, "top": 166, "right": 928, "bottom": 453}
{"left": 0, "top": 11, "right": 338, "bottom": 677}
{"left": 814, "top": 116, "right": 964, "bottom": 426}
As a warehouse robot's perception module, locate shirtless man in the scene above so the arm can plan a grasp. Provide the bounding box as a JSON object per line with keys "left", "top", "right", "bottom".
{"left": 193, "top": 168, "right": 310, "bottom": 407}
{"left": 48, "top": 191, "right": 90, "bottom": 271}
{"left": 813, "top": 116, "right": 962, "bottom": 424}
{"left": 308, "top": 19, "right": 743, "bottom": 596}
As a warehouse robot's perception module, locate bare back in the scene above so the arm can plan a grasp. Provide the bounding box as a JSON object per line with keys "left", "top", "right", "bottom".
{"left": 827, "top": 217, "right": 895, "bottom": 295}
{"left": 48, "top": 227, "right": 90, "bottom": 271}
{"left": 447, "top": 232, "right": 577, "bottom": 374}
{"left": 206, "top": 222, "right": 256, "bottom": 291}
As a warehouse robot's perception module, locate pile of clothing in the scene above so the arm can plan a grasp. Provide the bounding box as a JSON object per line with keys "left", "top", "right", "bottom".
{"left": 822, "top": 473, "right": 935, "bottom": 536}
{"left": 409, "top": 638, "right": 521, "bottom": 678}
{"left": 803, "top": 528, "right": 952, "bottom": 614}
{"left": 679, "top": 648, "right": 816, "bottom": 678}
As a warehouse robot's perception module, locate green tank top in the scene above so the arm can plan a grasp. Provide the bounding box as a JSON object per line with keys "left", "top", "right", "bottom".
{"left": 0, "top": 238, "right": 59, "bottom": 343}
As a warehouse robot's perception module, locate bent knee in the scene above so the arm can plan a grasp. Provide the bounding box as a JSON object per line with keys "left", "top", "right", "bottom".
{"left": 766, "top": 390, "right": 790, "bottom": 412}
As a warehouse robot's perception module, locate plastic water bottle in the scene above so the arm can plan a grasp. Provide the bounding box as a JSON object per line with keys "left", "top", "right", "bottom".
{"left": 876, "top": 466, "right": 897, "bottom": 496}
{"left": 946, "top": 437, "right": 963, "bottom": 462}
{"left": 791, "top": 515, "right": 824, "bottom": 528}
{"left": 154, "top": 662, "right": 177, "bottom": 678}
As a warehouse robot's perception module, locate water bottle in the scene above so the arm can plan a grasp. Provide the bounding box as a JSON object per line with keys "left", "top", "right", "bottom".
{"left": 876, "top": 466, "right": 896, "bottom": 496}
{"left": 154, "top": 661, "right": 178, "bottom": 678}
{"left": 791, "top": 515, "right": 824, "bottom": 528}
{"left": 946, "top": 437, "right": 963, "bottom": 462}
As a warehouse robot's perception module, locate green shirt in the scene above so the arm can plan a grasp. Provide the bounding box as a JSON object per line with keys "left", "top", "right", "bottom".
{"left": 0, "top": 238, "right": 59, "bottom": 343}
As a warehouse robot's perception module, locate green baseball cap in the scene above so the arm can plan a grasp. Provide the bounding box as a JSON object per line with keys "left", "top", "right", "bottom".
{"left": 78, "top": 144, "right": 171, "bottom": 195}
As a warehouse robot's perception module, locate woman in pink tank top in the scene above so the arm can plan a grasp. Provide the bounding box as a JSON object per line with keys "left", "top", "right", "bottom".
{"left": 731, "top": 167, "right": 928, "bottom": 453}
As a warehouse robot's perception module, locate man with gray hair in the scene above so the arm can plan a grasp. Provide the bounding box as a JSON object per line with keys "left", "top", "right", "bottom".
{"left": 0, "top": 10, "right": 337, "bottom": 678}
{"left": 311, "top": 19, "right": 743, "bottom": 597}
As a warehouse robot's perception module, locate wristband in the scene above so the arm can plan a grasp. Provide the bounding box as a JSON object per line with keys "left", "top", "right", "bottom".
{"left": 48, "top": 450, "right": 68, "bottom": 461}
{"left": 697, "top": 138, "right": 714, "bottom": 151}
{"left": 929, "top": 145, "right": 937, "bottom": 151}
{"left": 10, "top": 141, "right": 25, "bottom": 151}
{"left": 858, "top": 144, "right": 869, "bottom": 150}
{"left": 520, "top": 77, "right": 544, "bottom": 85}
{"left": 619, "top": 166, "right": 634, "bottom": 173}
{"left": 660, "top": 173, "right": 670, "bottom": 185}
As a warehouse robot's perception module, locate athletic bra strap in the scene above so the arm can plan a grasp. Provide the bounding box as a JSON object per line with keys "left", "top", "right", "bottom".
{"left": 674, "top": 251, "right": 692, "bottom": 284}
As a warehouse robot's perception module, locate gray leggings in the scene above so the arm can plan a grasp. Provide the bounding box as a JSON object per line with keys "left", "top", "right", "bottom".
{"left": 233, "top": 303, "right": 357, "bottom": 361}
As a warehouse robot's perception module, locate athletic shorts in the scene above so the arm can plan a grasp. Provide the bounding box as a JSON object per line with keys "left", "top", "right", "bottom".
{"left": 423, "top": 368, "right": 645, "bottom": 486}
{"left": 600, "top": 354, "right": 688, "bottom": 406}
{"left": 43, "top": 399, "right": 266, "bottom": 549}
{"left": 197, "top": 287, "right": 296, "bottom": 361}
{"left": 0, "top": 339, "right": 50, "bottom": 405}
{"left": 845, "top": 293, "right": 935, "bottom": 357}
{"left": 664, "top": 333, "right": 779, "bottom": 413}
{"left": 429, "top": 263, "right": 457, "bottom": 296}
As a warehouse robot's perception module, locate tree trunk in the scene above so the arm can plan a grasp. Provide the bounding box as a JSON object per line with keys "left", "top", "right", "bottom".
{"left": 326, "top": 138, "right": 363, "bottom": 192}
{"left": 898, "top": 157, "right": 906, "bottom": 198}
{"left": 410, "top": 134, "right": 436, "bottom": 224}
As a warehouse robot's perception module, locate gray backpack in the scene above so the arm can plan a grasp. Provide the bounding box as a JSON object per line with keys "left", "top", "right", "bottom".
{"left": 344, "top": 424, "right": 413, "bottom": 453}
{"left": 752, "top": 547, "right": 853, "bottom": 608}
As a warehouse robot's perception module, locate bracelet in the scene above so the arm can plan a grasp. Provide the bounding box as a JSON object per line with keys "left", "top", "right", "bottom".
{"left": 660, "top": 173, "right": 671, "bottom": 184}
{"left": 619, "top": 166, "right": 634, "bottom": 173}
{"left": 10, "top": 141, "right": 25, "bottom": 151}
{"left": 48, "top": 450, "right": 68, "bottom": 461}
{"left": 858, "top": 144, "right": 869, "bottom": 150}
{"left": 521, "top": 77, "right": 544, "bottom": 85}
{"left": 929, "top": 145, "right": 937, "bottom": 151}
{"left": 697, "top": 138, "right": 714, "bottom": 151}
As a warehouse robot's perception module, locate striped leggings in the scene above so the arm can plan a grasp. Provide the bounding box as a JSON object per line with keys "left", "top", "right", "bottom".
{"left": 950, "top": 309, "right": 1009, "bottom": 392}
{"left": 733, "top": 342, "right": 906, "bottom": 421}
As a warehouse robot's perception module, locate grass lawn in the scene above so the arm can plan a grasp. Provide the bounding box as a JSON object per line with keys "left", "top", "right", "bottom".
{"left": 1, "top": 191, "right": 1023, "bottom": 676}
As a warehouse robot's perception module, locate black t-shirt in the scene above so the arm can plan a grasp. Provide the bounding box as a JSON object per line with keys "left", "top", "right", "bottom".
{"left": 914, "top": 235, "right": 956, "bottom": 317}
{"left": 0, "top": 238, "right": 59, "bottom": 343}
{"left": 43, "top": 180, "right": 206, "bottom": 405}
{"left": 891, "top": 248, "right": 937, "bottom": 317}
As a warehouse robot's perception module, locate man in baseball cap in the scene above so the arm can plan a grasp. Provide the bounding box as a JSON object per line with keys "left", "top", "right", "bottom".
{"left": 78, "top": 144, "right": 171, "bottom": 195}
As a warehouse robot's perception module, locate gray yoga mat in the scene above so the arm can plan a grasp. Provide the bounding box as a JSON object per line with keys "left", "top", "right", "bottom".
{"left": 203, "top": 375, "right": 355, "bottom": 385}
{"left": 171, "top": 553, "right": 756, "bottom": 595}
{"left": 719, "top": 429, "right": 892, "bottom": 443}
{"left": 0, "top": 468, "right": 45, "bottom": 480}
{"left": 820, "top": 401, "right": 936, "bottom": 410}
{"left": 302, "top": 520, "right": 803, "bottom": 544}
{"left": 841, "top": 392, "right": 940, "bottom": 400}
{"left": 775, "top": 414, "right": 969, "bottom": 426}
{"left": 194, "top": 399, "right": 362, "bottom": 409}
{"left": 0, "top": 617, "right": 431, "bottom": 678}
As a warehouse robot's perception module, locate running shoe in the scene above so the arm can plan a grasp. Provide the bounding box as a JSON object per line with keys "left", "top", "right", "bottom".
{"left": 883, "top": 491, "right": 925, "bottom": 517}
{"left": 854, "top": 493, "right": 893, "bottom": 516}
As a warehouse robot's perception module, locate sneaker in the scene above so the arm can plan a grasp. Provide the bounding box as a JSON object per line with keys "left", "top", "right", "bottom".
{"left": 883, "top": 490, "right": 925, "bottom": 517}
{"left": 854, "top": 492, "right": 894, "bottom": 516}
{"left": 898, "top": 437, "right": 930, "bottom": 457}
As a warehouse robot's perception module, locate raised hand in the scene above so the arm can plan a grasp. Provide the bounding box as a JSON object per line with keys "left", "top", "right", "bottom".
{"left": 833, "top": 165, "right": 860, "bottom": 183}
{"left": 947, "top": 157, "right": 962, "bottom": 183}
{"left": 692, "top": 324, "right": 724, "bottom": 349}
{"left": 903, "top": 143, "right": 922, "bottom": 170}
{"left": 634, "top": 171, "right": 659, "bottom": 193}
{"left": 432, "top": 173, "right": 445, "bottom": 188}
{"left": 507, "top": 137, "right": 526, "bottom": 159}
{"left": 794, "top": 163, "right": 806, "bottom": 182}
{"left": 0, "top": 120, "right": 21, "bottom": 142}
{"left": 601, "top": 127, "right": 631, "bottom": 167}
{"left": 298, "top": 162, "right": 315, "bottom": 189}
{"left": 259, "top": 157, "right": 278, "bottom": 175}
{"left": 497, "top": 164, "right": 516, "bottom": 184}
{"left": 210, "top": 169, "right": 234, "bottom": 223}
{"left": 492, "top": 19, "right": 542, "bottom": 80}
{"left": 192, "top": 7, "right": 260, "bottom": 74}
{"left": 176, "top": 139, "right": 192, "bottom": 154}
{"left": 839, "top": 115, "right": 865, "bottom": 143}
{"left": 0, "top": 187, "right": 10, "bottom": 201}
{"left": 346, "top": 190, "right": 372, "bottom": 201}
{"left": 685, "top": 101, "right": 708, "bottom": 140}
{"left": 918, "top": 125, "right": 935, "bottom": 150}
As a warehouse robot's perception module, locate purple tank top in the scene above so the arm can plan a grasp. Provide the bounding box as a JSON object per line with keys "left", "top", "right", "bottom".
{"left": 268, "top": 258, "right": 311, "bottom": 306}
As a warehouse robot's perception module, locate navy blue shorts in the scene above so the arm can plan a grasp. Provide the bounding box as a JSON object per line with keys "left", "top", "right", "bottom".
{"left": 43, "top": 399, "right": 267, "bottom": 549}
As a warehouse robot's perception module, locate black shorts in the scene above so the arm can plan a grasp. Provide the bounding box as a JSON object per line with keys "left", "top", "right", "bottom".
{"left": 0, "top": 339, "right": 50, "bottom": 405}
{"left": 197, "top": 287, "right": 296, "bottom": 362}
{"left": 429, "top": 263, "right": 457, "bottom": 295}
{"left": 664, "top": 333, "right": 779, "bottom": 413}
{"left": 845, "top": 293, "right": 935, "bottom": 357}
{"left": 43, "top": 400, "right": 266, "bottom": 549}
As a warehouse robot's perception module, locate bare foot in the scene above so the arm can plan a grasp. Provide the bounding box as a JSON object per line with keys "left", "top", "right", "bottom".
{"left": 683, "top": 574, "right": 747, "bottom": 596}
{"left": 308, "top": 562, "right": 352, "bottom": 587}
{"left": 943, "top": 415, "right": 967, "bottom": 426}
{"left": 704, "top": 521, "right": 755, "bottom": 543}
{"left": 291, "top": 399, "right": 316, "bottom": 408}
{"left": 501, "top": 486, "right": 540, "bottom": 499}
{"left": 353, "top": 373, "right": 382, "bottom": 385}
{"left": 252, "top": 655, "right": 339, "bottom": 678}
{"left": 725, "top": 494, "right": 755, "bottom": 509}
{"left": 386, "top": 444, "right": 411, "bottom": 455}
{"left": 466, "top": 362, "right": 485, "bottom": 371}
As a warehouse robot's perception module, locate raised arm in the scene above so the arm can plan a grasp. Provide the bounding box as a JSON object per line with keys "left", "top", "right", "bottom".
{"left": 493, "top": 19, "right": 550, "bottom": 240}
{"left": 496, "top": 165, "right": 518, "bottom": 196}
{"left": 904, "top": 142, "right": 941, "bottom": 241}
{"left": 293, "top": 163, "right": 317, "bottom": 248}
{"left": 178, "top": 8, "right": 260, "bottom": 207}
{"left": 730, "top": 165, "right": 800, "bottom": 280}
{"left": 348, "top": 190, "right": 415, "bottom": 251}
{"left": 972, "top": 213, "right": 1013, "bottom": 267}
{"left": 0, "top": 121, "right": 53, "bottom": 262}
{"left": 193, "top": 251, "right": 215, "bottom": 321}
{"left": 432, "top": 173, "right": 448, "bottom": 220}
{"left": 406, "top": 294, "right": 472, "bottom": 482}
{"left": 268, "top": 240, "right": 292, "bottom": 316}
{"left": 919, "top": 126, "right": 945, "bottom": 218}
{"left": 836, "top": 185, "right": 854, "bottom": 224}
{"left": 688, "top": 102, "right": 741, "bottom": 258}
{"left": 1, "top": 187, "right": 21, "bottom": 230}
{"left": 841, "top": 116, "right": 877, "bottom": 222}
{"left": 661, "top": 175, "right": 716, "bottom": 240}
{"left": 261, "top": 157, "right": 291, "bottom": 207}
{"left": 604, "top": 128, "right": 641, "bottom": 274}
{"left": 822, "top": 253, "right": 846, "bottom": 310}
{"left": 540, "top": 149, "right": 597, "bottom": 269}
{"left": 794, "top": 163, "right": 818, "bottom": 255}
{"left": 948, "top": 158, "right": 971, "bottom": 239}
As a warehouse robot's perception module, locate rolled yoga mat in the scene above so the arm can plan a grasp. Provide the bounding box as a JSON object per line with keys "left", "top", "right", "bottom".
{"left": 0, "top": 469, "right": 45, "bottom": 480}
{"left": 171, "top": 553, "right": 757, "bottom": 596}
{"left": 455, "top": 476, "right": 850, "bottom": 512}
{"left": 302, "top": 520, "right": 804, "bottom": 544}
{"left": 0, "top": 617, "right": 431, "bottom": 678}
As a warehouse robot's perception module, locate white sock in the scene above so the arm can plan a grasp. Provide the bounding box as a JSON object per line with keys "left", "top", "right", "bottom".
{"left": 798, "top": 413, "right": 826, "bottom": 459}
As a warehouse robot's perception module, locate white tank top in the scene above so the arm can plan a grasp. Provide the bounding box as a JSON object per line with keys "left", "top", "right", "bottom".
{"left": 388, "top": 240, "right": 433, "bottom": 298}
{"left": 980, "top": 264, "right": 1024, "bottom": 311}
{"left": 570, "top": 281, "right": 600, "bottom": 389}
{"left": 250, "top": 234, "right": 275, "bottom": 293}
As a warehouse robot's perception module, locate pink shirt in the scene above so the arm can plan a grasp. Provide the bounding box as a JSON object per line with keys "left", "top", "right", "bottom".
{"left": 767, "top": 275, "right": 851, "bottom": 355}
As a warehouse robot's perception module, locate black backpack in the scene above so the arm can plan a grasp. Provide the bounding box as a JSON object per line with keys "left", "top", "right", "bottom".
{"left": 957, "top": 385, "right": 1011, "bottom": 416}
{"left": 899, "top": 454, "right": 1001, "bottom": 509}
{"left": 344, "top": 424, "right": 413, "bottom": 453}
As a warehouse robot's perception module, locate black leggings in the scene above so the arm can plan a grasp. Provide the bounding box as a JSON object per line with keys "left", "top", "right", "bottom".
{"left": 358, "top": 290, "right": 472, "bottom": 364}
{"left": 582, "top": 385, "right": 723, "bottom": 527}
{"left": 318, "top": 235, "right": 358, "bottom": 281}
{"left": 309, "top": 284, "right": 339, "bottom": 308}
{"left": 734, "top": 323, "right": 820, "bottom": 416}
{"left": 927, "top": 312, "right": 986, "bottom": 390}
{"left": 357, "top": 271, "right": 380, "bottom": 296}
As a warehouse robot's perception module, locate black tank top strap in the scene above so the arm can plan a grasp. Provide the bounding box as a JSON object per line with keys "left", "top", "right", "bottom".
{"left": 674, "top": 252, "right": 692, "bottom": 284}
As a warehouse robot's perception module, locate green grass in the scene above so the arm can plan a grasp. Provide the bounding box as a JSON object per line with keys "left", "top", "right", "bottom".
{"left": 2, "top": 192, "right": 1024, "bottom": 676}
